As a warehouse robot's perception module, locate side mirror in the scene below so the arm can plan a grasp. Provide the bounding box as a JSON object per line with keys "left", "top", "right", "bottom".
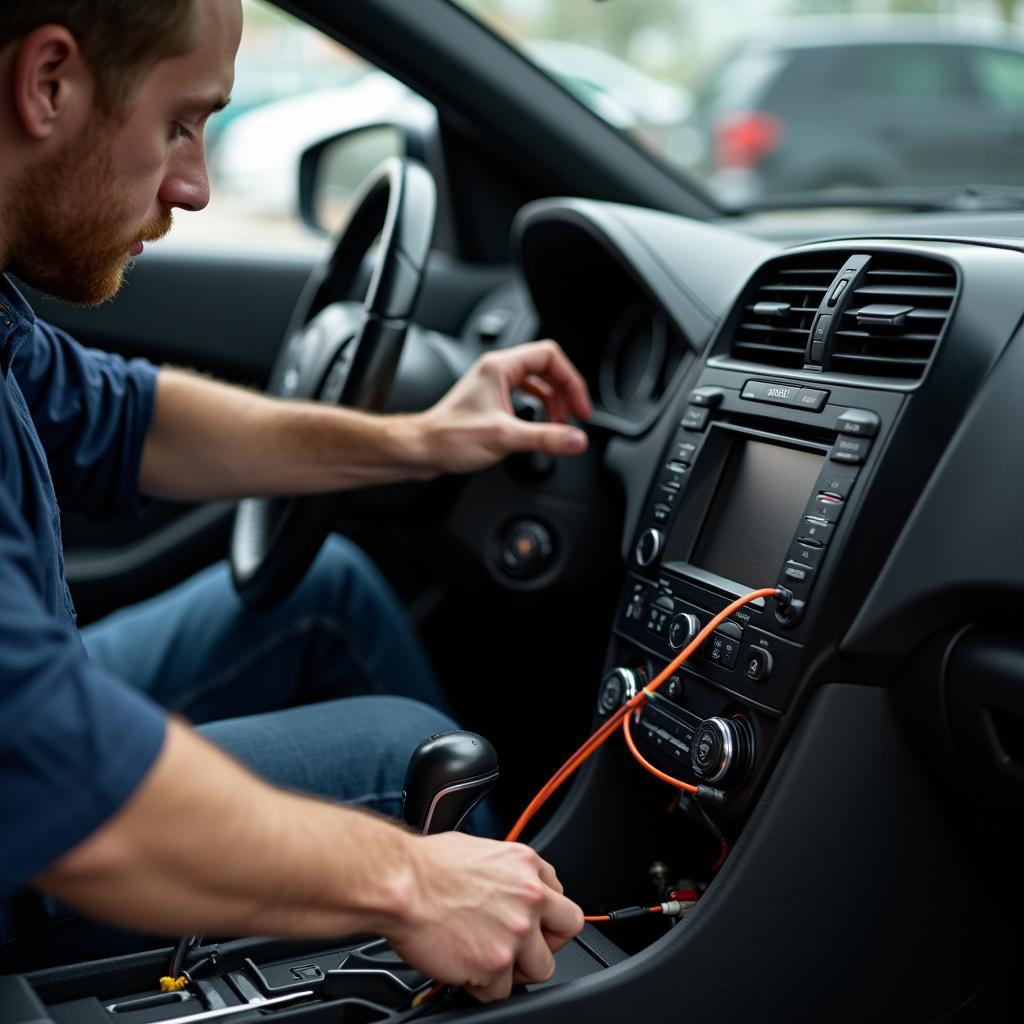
{"left": 298, "top": 124, "right": 405, "bottom": 235}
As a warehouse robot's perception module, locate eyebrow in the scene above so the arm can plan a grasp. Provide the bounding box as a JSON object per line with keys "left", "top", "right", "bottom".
{"left": 181, "top": 94, "right": 232, "bottom": 119}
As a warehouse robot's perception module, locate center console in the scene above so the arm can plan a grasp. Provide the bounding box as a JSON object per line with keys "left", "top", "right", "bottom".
{"left": 605, "top": 368, "right": 900, "bottom": 814}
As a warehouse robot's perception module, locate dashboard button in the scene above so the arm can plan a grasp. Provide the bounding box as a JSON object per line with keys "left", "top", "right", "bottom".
{"left": 688, "top": 387, "right": 725, "bottom": 408}
{"left": 816, "top": 468, "right": 857, "bottom": 499}
{"left": 787, "top": 540, "right": 824, "bottom": 569}
{"left": 716, "top": 620, "right": 743, "bottom": 641}
{"left": 681, "top": 406, "right": 710, "bottom": 431}
{"left": 828, "top": 278, "right": 849, "bottom": 306}
{"left": 835, "top": 409, "right": 880, "bottom": 438}
{"left": 740, "top": 380, "right": 802, "bottom": 407}
{"left": 652, "top": 503, "right": 671, "bottom": 524}
{"left": 744, "top": 647, "right": 774, "bottom": 681}
{"left": 805, "top": 493, "right": 844, "bottom": 523}
{"left": 799, "top": 517, "right": 835, "bottom": 545}
{"left": 830, "top": 435, "right": 871, "bottom": 464}
{"left": 673, "top": 441, "right": 698, "bottom": 463}
{"left": 635, "top": 528, "right": 663, "bottom": 567}
{"left": 796, "top": 387, "right": 829, "bottom": 411}
{"left": 668, "top": 613, "right": 700, "bottom": 650}
{"left": 783, "top": 561, "right": 815, "bottom": 586}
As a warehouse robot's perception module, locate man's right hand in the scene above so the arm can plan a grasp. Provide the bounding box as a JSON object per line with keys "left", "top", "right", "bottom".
{"left": 388, "top": 831, "right": 585, "bottom": 1002}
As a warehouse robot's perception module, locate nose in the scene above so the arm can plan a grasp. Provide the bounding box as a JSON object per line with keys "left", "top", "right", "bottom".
{"left": 159, "top": 138, "right": 211, "bottom": 213}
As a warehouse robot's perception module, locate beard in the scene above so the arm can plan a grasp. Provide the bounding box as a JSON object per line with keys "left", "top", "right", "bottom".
{"left": 5, "top": 118, "right": 172, "bottom": 306}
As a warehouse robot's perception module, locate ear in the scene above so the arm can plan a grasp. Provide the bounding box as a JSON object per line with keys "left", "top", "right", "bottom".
{"left": 12, "top": 25, "right": 92, "bottom": 141}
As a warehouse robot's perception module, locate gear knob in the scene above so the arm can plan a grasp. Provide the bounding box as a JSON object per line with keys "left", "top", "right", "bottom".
{"left": 401, "top": 731, "right": 499, "bottom": 834}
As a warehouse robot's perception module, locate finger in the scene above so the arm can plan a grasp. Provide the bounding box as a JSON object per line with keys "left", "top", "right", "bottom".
{"left": 536, "top": 857, "right": 564, "bottom": 895}
{"left": 539, "top": 889, "right": 586, "bottom": 946}
{"left": 464, "top": 967, "right": 514, "bottom": 1004}
{"left": 518, "top": 376, "right": 569, "bottom": 424}
{"left": 541, "top": 924, "right": 575, "bottom": 956}
{"left": 498, "top": 419, "right": 588, "bottom": 458}
{"left": 511, "top": 927, "right": 556, "bottom": 986}
{"left": 493, "top": 341, "right": 592, "bottom": 422}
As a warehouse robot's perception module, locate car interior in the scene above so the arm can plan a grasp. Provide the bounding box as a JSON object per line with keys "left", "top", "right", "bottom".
{"left": 3, "top": 0, "right": 1024, "bottom": 1020}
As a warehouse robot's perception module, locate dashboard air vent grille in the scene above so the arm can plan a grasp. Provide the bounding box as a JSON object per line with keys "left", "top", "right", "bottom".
{"left": 831, "top": 256, "right": 956, "bottom": 380}
{"left": 731, "top": 255, "right": 846, "bottom": 368}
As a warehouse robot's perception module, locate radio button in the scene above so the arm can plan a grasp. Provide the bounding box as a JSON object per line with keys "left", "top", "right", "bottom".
{"left": 805, "top": 493, "right": 844, "bottom": 523}
{"left": 830, "top": 435, "right": 871, "bottom": 464}
{"left": 799, "top": 517, "right": 834, "bottom": 546}
{"left": 816, "top": 469, "right": 856, "bottom": 499}
{"left": 673, "top": 441, "right": 698, "bottom": 463}
{"left": 796, "top": 387, "right": 830, "bottom": 411}
{"left": 635, "top": 528, "right": 663, "bottom": 567}
{"left": 740, "top": 380, "right": 802, "bottom": 407}
{"left": 783, "top": 561, "right": 815, "bottom": 586}
{"left": 835, "top": 409, "right": 880, "bottom": 438}
{"left": 688, "top": 387, "right": 725, "bottom": 408}
{"left": 680, "top": 406, "right": 710, "bottom": 431}
{"left": 787, "top": 540, "right": 824, "bottom": 569}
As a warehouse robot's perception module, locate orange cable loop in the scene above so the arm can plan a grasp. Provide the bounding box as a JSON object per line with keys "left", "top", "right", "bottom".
{"left": 505, "top": 587, "right": 779, "bottom": 844}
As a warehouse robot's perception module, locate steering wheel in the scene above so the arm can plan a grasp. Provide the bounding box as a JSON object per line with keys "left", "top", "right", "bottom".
{"left": 230, "top": 157, "right": 437, "bottom": 609}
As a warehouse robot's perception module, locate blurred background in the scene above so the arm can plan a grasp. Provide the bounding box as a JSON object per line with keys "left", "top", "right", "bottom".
{"left": 168, "top": 0, "right": 1024, "bottom": 251}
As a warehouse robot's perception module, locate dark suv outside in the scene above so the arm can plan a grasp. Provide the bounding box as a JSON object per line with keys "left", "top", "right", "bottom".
{"left": 684, "top": 25, "right": 1024, "bottom": 207}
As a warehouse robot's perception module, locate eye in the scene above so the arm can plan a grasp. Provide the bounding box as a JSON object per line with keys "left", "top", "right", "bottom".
{"left": 169, "top": 121, "right": 195, "bottom": 143}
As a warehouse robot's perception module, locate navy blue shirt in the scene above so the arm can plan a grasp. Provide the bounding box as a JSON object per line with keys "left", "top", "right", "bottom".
{"left": 0, "top": 274, "right": 167, "bottom": 905}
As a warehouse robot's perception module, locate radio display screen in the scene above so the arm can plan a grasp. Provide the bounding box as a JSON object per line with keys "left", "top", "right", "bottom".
{"left": 683, "top": 440, "right": 823, "bottom": 590}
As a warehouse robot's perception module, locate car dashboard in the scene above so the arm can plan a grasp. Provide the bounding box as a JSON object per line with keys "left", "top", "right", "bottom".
{"left": 6, "top": 200, "right": 1024, "bottom": 1022}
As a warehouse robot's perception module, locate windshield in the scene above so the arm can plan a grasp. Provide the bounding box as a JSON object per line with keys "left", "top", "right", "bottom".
{"left": 451, "top": 0, "right": 1024, "bottom": 212}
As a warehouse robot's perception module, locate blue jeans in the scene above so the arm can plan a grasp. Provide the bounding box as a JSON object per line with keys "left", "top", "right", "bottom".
{"left": 0, "top": 536, "right": 477, "bottom": 973}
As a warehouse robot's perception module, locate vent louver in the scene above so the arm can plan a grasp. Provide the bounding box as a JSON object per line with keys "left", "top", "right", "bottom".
{"left": 831, "top": 256, "right": 956, "bottom": 380}
{"left": 731, "top": 255, "right": 846, "bottom": 369}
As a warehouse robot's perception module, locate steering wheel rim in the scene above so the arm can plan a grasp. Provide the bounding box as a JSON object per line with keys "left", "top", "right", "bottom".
{"left": 230, "top": 157, "right": 437, "bottom": 610}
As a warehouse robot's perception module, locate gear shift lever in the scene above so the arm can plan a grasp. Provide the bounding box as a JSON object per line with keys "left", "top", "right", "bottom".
{"left": 402, "top": 731, "right": 499, "bottom": 834}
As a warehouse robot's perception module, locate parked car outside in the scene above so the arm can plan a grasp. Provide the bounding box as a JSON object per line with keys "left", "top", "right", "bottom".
{"left": 680, "top": 18, "right": 1024, "bottom": 207}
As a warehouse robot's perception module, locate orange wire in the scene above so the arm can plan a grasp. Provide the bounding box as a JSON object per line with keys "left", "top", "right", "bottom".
{"left": 504, "top": 587, "right": 779, "bottom": 844}
{"left": 621, "top": 712, "right": 698, "bottom": 792}
{"left": 584, "top": 905, "right": 663, "bottom": 924}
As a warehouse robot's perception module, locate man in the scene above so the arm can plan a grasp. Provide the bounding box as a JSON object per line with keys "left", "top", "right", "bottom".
{"left": 0, "top": 0, "right": 588, "bottom": 1000}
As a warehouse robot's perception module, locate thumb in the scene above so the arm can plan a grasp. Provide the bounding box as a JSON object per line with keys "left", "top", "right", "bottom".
{"left": 500, "top": 419, "right": 588, "bottom": 457}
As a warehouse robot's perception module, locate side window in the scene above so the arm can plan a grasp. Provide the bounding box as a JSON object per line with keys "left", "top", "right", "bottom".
{"left": 968, "top": 47, "right": 1024, "bottom": 113}
{"left": 838, "top": 45, "right": 971, "bottom": 103}
{"left": 165, "top": 0, "right": 410, "bottom": 254}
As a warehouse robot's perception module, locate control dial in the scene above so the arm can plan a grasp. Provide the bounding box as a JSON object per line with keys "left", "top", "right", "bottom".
{"left": 635, "top": 528, "right": 663, "bottom": 567}
{"left": 690, "top": 716, "right": 754, "bottom": 788}
{"left": 598, "top": 667, "right": 640, "bottom": 716}
{"left": 668, "top": 612, "right": 700, "bottom": 650}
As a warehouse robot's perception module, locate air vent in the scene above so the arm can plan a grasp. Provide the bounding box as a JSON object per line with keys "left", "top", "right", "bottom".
{"left": 731, "top": 255, "right": 846, "bottom": 368}
{"left": 831, "top": 256, "right": 956, "bottom": 380}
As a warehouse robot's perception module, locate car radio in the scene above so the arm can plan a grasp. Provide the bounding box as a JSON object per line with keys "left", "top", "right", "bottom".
{"left": 607, "top": 373, "right": 895, "bottom": 800}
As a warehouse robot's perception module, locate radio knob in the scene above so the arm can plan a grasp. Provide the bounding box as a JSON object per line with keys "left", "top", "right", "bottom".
{"left": 668, "top": 612, "right": 700, "bottom": 650}
{"left": 597, "top": 668, "right": 640, "bottom": 716}
{"left": 690, "top": 716, "right": 754, "bottom": 788}
{"left": 635, "top": 528, "right": 663, "bottom": 567}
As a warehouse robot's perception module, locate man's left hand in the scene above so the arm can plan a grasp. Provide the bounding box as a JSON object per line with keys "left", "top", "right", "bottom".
{"left": 415, "top": 340, "right": 592, "bottom": 476}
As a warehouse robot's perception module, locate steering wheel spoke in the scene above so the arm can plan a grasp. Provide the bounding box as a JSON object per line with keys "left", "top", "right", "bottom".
{"left": 231, "top": 158, "right": 437, "bottom": 609}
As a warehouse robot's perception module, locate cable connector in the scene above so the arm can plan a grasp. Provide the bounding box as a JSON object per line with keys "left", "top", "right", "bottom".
{"left": 605, "top": 905, "right": 654, "bottom": 922}
{"left": 694, "top": 784, "right": 727, "bottom": 807}
{"left": 659, "top": 899, "right": 697, "bottom": 918}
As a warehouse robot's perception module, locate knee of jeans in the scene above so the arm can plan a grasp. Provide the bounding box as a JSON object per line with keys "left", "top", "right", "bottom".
{"left": 372, "top": 698, "right": 459, "bottom": 781}
{"left": 300, "top": 534, "right": 382, "bottom": 607}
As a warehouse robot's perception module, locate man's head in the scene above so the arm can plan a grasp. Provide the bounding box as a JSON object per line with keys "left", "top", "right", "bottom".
{"left": 0, "top": 1, "right": 242, "bottom": 305}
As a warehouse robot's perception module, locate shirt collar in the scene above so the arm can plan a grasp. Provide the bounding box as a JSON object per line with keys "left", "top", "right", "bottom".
{"left": 0, "top": 275, "right": 37, "bottom": 374}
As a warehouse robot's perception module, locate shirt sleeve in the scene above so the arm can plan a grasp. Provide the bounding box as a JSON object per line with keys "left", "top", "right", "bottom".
{"left": 0, "top": 399, "right": 166, "bottom": 900}
{"left": 11, "top": 320, "right": 159, "bottom": 518}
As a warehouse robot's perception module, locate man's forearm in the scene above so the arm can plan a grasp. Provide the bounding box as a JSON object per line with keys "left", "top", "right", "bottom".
{"left": 38, "top": 718, "right": 419, "bottom": 939}
{"left": 140, "top": 368, "right": 436, "bottom": 501}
